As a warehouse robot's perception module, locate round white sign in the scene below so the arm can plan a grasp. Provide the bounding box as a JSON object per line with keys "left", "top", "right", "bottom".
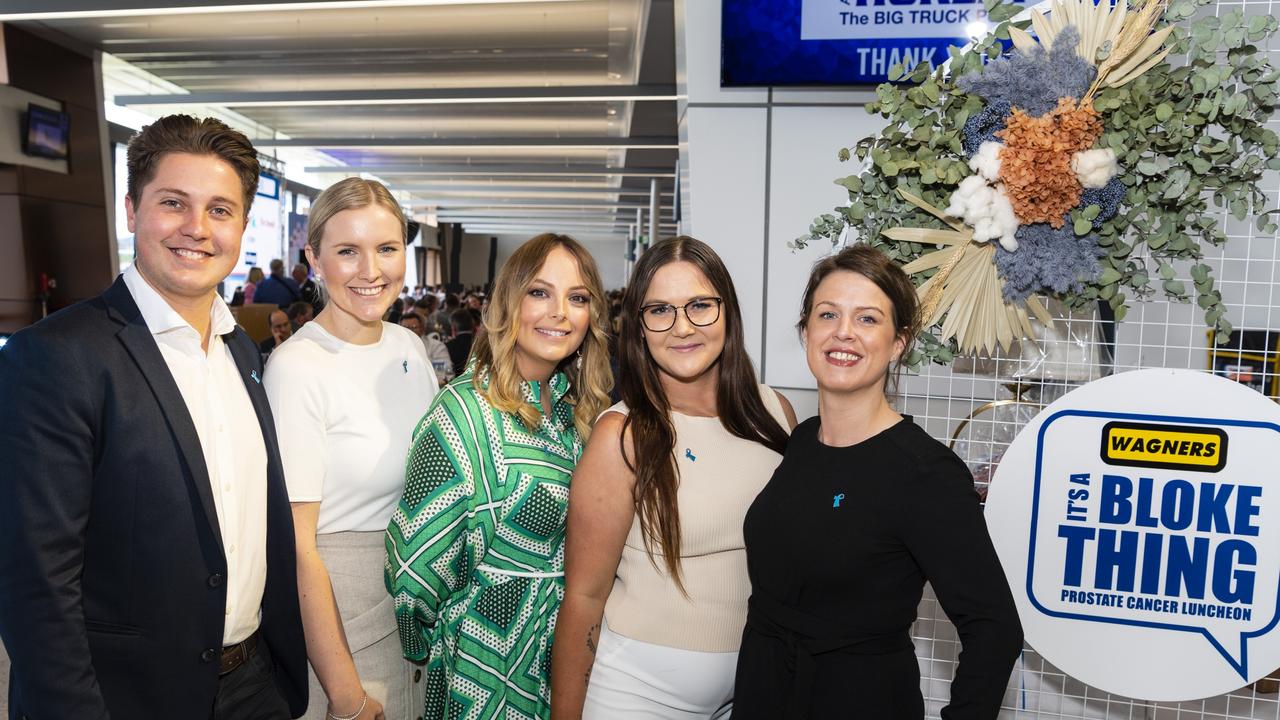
{"left": 985, "top": 368, "right": 1280, "bottom": 701}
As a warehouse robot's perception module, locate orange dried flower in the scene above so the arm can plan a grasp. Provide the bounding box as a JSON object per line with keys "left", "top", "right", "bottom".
{"left": 996, "top": 98, "right": 1103, "bottom": 227}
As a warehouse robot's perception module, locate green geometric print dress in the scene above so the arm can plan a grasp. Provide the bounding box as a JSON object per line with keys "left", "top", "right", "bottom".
{"left": 385, "top": 367, "right": 581, "bottom": 720}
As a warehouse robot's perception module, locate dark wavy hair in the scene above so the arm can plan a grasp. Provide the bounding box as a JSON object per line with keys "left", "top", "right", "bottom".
{"left": 618, "top": 236, "right": 789, "bottom": 591}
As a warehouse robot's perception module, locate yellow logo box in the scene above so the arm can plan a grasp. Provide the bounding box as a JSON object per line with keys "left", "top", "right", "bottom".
{"left": 1100, "top": 421, "right": 1228, "bottom": 473}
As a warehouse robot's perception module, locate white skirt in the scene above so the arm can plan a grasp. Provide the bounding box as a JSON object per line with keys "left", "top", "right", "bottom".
{"left": 583, "top": 619, "right": 738, "bottom": 720}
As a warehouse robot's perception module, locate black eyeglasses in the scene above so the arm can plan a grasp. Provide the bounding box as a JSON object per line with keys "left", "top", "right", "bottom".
{"left": 639, "top": 297, "right": 724, "bottom": 332}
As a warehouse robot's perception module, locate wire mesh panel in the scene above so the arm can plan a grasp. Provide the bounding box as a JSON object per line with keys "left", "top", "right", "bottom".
{"left": 896, "top": 0, "right": 1280, "bottom": 711}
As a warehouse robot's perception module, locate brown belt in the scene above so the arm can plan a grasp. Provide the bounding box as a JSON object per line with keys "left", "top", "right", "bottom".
{"left": 219, "top": 631, "right": 259, "bottom": 676}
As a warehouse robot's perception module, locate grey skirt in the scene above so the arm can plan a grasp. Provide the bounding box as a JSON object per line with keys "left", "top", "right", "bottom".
{"left": 300, "top": 530, "right": 421, "bottom": 720}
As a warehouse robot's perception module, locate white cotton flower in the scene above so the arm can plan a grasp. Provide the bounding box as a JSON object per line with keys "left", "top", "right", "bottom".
{"left": 973, "top": 216, "right": 1001, "bottom": 243}
{"left": 946, "top": 175, "right": 1020, "bottom": 251}
{"left": 969, "top": 141, "right": 1003, "bottom": 182}
{"left": 945, "top": 175, "right": 991, "bottom": 220}
{"left": 991, "top": 187, "right": 1019, "bottom": 252}
{"left": 1072, "top": 148, "right": 1119, "bottom": 189}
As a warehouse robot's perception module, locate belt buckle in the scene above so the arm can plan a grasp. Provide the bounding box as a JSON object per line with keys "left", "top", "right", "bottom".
{"left": 219, "top": 632, "right": 257, "bottom": 676}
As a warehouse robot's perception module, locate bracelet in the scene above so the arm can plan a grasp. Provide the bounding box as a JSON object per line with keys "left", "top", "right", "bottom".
{"left": 328, "top": 694, "right": 367, "bottom": 720}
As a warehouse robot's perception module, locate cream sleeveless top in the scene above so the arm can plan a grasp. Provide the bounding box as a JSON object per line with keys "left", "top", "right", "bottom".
{"left": 602, "top": 384, "right": 790, "bottom": 652}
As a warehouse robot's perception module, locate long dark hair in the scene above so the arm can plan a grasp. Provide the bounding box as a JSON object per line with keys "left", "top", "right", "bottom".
{"left": 618, "top": 236, "right": 789, "bottom": 591}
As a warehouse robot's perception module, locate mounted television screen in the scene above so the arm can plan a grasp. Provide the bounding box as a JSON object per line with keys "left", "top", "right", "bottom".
{"left": 721, "top": 0, "right": 1017, "bottom": 86}
{"left": 23, "top": 104, "right": 70, "bottom": 160}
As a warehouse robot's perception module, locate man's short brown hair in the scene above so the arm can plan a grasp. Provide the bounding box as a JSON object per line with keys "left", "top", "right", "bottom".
{"left": 126, "top": 114, "right": 260, "bottom": 217}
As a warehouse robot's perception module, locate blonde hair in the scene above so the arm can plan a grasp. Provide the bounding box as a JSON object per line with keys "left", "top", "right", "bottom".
{"left": 470, "top": 233, "right": 612, "bottom": 441}
{"left": 247, "top": 266, "right": 264, "bottom": 285}
{"left": 305, "top": 177, "right": 406, "bottom": 302}
{"left": 307, "top": 177, "right": 406, "bottom": 254}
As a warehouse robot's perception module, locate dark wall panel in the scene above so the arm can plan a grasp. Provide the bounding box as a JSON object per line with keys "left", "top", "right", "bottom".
{"left": 0, "top": 23, "right": 113, "bottom": 331}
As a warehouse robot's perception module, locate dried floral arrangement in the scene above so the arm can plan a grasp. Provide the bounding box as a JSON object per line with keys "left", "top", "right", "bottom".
{"left": 795, "top": 0, "right": 1280, "bottom": 365}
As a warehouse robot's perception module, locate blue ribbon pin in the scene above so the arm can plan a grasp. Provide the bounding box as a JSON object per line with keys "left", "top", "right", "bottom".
{"left": 250, "top": 370, "right": 261, "bottom": 384}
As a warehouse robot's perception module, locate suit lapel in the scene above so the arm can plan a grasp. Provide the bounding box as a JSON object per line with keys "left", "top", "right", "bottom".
{"left": 223, "top": 330, "right": 280, "bottom": 459}
{"left": 104, "top": 279, "right": 224, "bottom": 553}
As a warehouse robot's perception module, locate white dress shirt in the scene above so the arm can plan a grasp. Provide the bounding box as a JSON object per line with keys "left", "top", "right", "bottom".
{"left": 122, "top": 264, "right": 268, "bottom": 646}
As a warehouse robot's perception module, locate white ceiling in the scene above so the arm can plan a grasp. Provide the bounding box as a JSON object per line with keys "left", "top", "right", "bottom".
{"left": 11, "top": 0, "right": 678, "bottom": 238}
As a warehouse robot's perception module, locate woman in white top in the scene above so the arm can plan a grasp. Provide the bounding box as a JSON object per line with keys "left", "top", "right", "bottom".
{"left": 551, "top": 236, "right": 797, "bottom": 720}
{"left": 264, "top": 177, "right": 438, "bottom": 720}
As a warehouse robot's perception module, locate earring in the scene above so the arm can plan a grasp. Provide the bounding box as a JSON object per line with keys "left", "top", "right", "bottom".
{"left": 574, "top": 349, "right": 583, "bottom": 371}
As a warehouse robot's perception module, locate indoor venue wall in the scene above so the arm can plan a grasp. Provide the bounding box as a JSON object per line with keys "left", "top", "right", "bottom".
{"left": 0, "top": 24, "right": 114, "bottom": 333}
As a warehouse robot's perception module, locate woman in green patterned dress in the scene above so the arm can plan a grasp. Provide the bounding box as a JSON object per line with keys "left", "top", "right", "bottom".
{"left": 385, "top": 233, "right": 614, "bottom": 720}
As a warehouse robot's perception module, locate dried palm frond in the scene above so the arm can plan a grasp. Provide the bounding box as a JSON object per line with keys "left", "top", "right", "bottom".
{"left": 1016, "top": 0, "right": 1171, "bottom": 98}
{"left": 1026, "top": 0, "right": 1129, "bottom": 65}
{"left": 881, "top": 189, "right": 1054, "bottom": 356}
{"left": 1009, "top": 24, "right": 1040, "bottom": 52}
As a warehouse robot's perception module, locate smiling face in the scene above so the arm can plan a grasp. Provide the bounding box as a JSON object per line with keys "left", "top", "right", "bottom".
{"left": 512, "top": 245, "right": 592, "bottom": 381}
{"left": 306, "top": 204, "right": 405, "bottom": 339}
{"left": 126, "top": 152, "right": 245, "bottom": 308}
{"left": 641, "top": 261, "right": 726, "bottom": 384}
{"left": 804, "top": 270, "right": 906, "bottom": 397}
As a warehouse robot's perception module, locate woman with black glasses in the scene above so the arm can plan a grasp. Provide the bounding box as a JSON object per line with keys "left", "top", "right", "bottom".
{"left": 551, "top": 236, "right": 797, "bottom": 720}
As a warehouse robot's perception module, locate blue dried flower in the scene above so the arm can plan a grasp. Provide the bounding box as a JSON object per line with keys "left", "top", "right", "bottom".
{"left": 958, "top": 27, "right": 1097, "bottom": 117}
{"left": 963, "top": 100, "right": 1011, "bottom": 156}
{"left": 996, "top": 222, "right": 1105, "bottom": 302}
{"left": 1078, "top": 177, "right": 1127, "bottom": 229}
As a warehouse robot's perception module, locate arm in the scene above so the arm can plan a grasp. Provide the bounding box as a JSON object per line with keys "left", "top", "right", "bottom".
{"left": 772, "top": 388, "right": 799, "bottom": 431}
{"left": 551, "top": 412, "right": 636, "bottom": 720}
{"left": 385, "top": 396, "right": 478, "bottom": 660}
{"left": 0, "top": 329, "right": 110, "bottom": 719}
{"left": 263, "top": 354, "right": 383, "bottom": 719}
{"left": 293, "top": 503, "right": 385, "bottom": 720}
{"left": 901, "top": 454, "right": 1024, "bottom": 720}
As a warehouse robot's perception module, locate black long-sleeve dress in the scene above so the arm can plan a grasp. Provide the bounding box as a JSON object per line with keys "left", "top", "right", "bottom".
{"left": 733, "top": 416, "right": 1023, "bottom": 720}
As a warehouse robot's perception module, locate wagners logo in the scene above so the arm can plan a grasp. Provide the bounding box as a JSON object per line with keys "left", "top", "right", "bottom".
{"left": 1101, "top": 421, "right": 1228, "bottom": 473}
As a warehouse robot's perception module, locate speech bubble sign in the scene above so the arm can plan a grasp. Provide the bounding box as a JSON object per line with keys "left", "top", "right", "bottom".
{"left": 986, "top": 369, "right": 1280, "bottom": 701}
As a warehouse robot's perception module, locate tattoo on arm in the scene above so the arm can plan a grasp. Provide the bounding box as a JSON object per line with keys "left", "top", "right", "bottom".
{"left": 584, "top": 623, "right": 600, "bottom": 687}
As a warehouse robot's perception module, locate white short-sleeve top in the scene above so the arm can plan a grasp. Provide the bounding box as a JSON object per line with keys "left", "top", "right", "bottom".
{"left": 264, "top": 321, "right": 438, "bottom": 534}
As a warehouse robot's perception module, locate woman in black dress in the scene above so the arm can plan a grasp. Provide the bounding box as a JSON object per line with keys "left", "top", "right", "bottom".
{"left": 734, "top": 245, "right": 1023, "bottom": 719}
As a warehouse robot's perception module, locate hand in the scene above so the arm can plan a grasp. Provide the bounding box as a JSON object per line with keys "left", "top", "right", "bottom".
{"left": 327, "top": 694, "right": 385, "bottom": 720}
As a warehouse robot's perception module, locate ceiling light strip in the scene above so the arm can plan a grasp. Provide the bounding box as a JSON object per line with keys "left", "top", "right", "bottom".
{"left": 115, "top": 84, "right": 680, "bottom": 108}
{"left": 0, "top": 0, "right": 585, "bottom": 21}
{"left": 251, "top": 136, "right": 677, "bottom": 149}
{"left": 306, "top": 165, "right": 675, "bottom": 178}
{"left": 395, "top": 187, "right": 673, "bottom": 197}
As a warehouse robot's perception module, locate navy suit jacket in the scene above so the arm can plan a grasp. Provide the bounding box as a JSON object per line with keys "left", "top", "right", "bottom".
{"left": 252, "top": 275, "right": 302, "bottom": 308}
{"left": 0, "top": 277, "right": 307, "bottom": 719}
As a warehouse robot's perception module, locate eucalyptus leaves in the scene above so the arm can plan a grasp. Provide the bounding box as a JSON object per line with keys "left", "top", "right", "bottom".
{"left": 797, "top": 0, "right": 1280, "bottom": 366}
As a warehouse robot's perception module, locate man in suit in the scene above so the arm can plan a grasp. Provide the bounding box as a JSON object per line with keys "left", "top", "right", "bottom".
{"left": 445, "top": 307, "right": 476, "bottom": 377}
{"left": 253, "top": 258, "right": 303, "bottom": 308}
{"left": 290, "top": 263, "right": 323, "bottom": 315}
{"left": 0, "top": 115, "right": 307, "bottom": 719}
{"left": 259, "top": 309, "right": 293, "bottom": 358}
